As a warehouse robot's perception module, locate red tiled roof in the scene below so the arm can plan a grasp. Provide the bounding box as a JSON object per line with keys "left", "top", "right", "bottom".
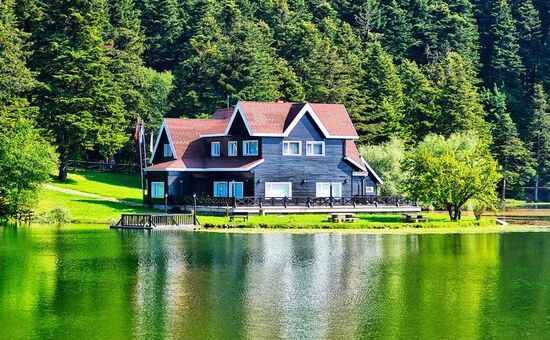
{"left": 236, "top": 101, "right": 358, "bottom": 137}
{"left": 308, "top": 103, "right": 358, "bottom": 137}
{"left": 344, "top": 140, "right": 367, "bottom": 172}
{"left": 165, "top": 118, "right": 228, "bottom": 158}
{"left": 147, "top": 158, "right": 264, "bottom": 171}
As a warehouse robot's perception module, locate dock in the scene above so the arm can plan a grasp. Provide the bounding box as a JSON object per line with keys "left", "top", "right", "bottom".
{"left": 110, "top": 213, "right": 200, "bottom": 230}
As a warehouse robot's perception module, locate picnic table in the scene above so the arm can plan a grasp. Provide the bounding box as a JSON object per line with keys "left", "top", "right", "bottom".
{"left": 402, "top": 214, "right": 429, "bottom": 223}
{"left": 328, "top": 213, "right": 357, "bottom": 223}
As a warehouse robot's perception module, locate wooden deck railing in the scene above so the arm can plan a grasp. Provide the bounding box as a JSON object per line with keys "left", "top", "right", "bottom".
{"left": 114, "top": 213, "right": 194, "bottom": 228}
{"left": 177, "top": 195, "right": 416, "bottom": 208}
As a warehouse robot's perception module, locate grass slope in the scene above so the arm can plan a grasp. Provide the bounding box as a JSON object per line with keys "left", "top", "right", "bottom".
{"left": 50, "top": 171, "right": 142, "bottom": 203}
{"left": 37, "top": 188, "right": 154, "bottom": 224}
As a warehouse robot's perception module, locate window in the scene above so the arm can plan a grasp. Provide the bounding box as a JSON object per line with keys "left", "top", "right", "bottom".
{"left": 283, "top": 141, "right": 302, "bottom": 156}
{"left": 151, "top": 182, "right": 165, "bottom": 198}
{"left": 243, "top": 140, "right": 258, "bottom": 156}
{"left": 163, "top": 144, "right": 172, "bottom": 157}
{"left": 211, "top": 142, "right": 220, "bottom": 157}
{"left": 306, "top": 141, "right": 325, "bottom": 156}
{"left": 228, "top": 141, "right": 238, "bottom": 157}
{"left": 213, "top": 181, "right": 244, "bottom": 198}
{"left": 316, "top": 182, "right": 342, "bottom": 198}
{"left": 365, "top": 186, "right": 375, "bottom": 194}
{"left": 214, "top": 181, "right": 228, "bottom": 197}
{"left": 265, "top": 182, "right": 292, "bottom": 198}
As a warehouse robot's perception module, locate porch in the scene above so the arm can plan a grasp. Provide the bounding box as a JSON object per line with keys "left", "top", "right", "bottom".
{"left": 160, "top": 195, "right": 421, "bottom": 215}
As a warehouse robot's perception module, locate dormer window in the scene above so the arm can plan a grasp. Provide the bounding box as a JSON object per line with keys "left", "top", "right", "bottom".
{"left": 211, "top": 142, "right": 220, "bottom": 157}
{"left": 243, "top": 140, "right": 258, "bottom": 156}
{"left": 228, "top": 141, "right": 238, "bottom": 157}
{"left": 163, "top": 144, "right": 172, "bottom": 157}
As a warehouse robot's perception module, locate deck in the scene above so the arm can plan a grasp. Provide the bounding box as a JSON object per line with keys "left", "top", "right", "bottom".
{"left": 110, "top": 213, "right": 199, "bottom": 230}
{"left": 161, "top": 195, "right": 421, "bottom": 215}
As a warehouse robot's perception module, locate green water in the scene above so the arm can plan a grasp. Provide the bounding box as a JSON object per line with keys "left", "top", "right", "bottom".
{"left": 1, "top": 225, "right": 550, "bottom": 339}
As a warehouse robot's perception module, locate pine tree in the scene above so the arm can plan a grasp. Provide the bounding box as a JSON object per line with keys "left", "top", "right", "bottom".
{"left": 510, "top": 0, "right": 542, "bottom": 85}
{"left": 399, "top": 60, "right": 438, "bottom": 142}
{"left": 0, "top": 0, "right": 36, "bottom": 119}
{"left": 430, "top": 52, "right": 488, "bottom": 138}
{"left": 138, "top": 0, "right": 186, "bottom": 71}
{"left": 531, "top": 84, "right": 550, "bottom": 200}
{"left": 485, "top": 0, "right": 526, "bottom": 124}
{"left": 484, "top": 86, "right": 534, "bottom": 199}
{"left": 30, "top": 0, "right": 127, "bottom": 180}
{"left": 353, "top": 40, "right": 405, "bottom": 144}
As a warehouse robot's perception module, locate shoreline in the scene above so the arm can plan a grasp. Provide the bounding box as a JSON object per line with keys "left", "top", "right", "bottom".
{"left": 198, "top": 224, "right": 550, "bottom": 235}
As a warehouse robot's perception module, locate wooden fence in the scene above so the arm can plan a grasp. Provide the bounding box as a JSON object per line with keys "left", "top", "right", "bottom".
{"left": 67, "top": 160, "right": 140, "bottom": 174}
{"left": 112, "top": 213, "right": 195, "bottom": 228}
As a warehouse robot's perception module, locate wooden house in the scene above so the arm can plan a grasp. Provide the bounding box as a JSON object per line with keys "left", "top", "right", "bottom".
{"left": 144, "top": 101, "right": 384, "bottom": 209}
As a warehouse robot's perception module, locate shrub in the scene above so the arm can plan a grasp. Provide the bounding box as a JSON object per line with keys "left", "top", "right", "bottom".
{"left": 46, "top": 206, "right": 71, "bottom": 224}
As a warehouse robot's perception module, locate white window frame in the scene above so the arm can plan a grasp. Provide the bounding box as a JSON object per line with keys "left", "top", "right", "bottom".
{"left": 265, "top": 182, "right": 292, "bottom": 198}
{"left": 316, "top": 182, "right": 342, "bottom": 198}
{"left": 151, "top": 182, "right": 165, "bottom": 199}
{"left": 228, "top": 141, "right": 238, "bottom": 157}
{"left": 306, "top": 141, "right": 325, "bottom": 156}
{"left": 283, "top": 141, "right": 302, "bottom": 156}
{"left": 243, "top": 140, "right": 259, "bottom": 156}
{"left": 365, "top": 186, "right": 375, "bottom": 194}
{"left": 211, "top": 142, "right": 221, "bottom": 157}
{"left": 163, "top": 144, "right": 172, "bottom": 157}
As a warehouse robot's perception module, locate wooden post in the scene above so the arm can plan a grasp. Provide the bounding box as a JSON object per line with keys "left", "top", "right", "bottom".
{"left": 193, "top": 193, "right": 197, "bottom": 225}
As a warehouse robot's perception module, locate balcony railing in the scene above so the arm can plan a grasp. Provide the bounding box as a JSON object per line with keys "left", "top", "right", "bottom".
{"left": 177, "top": 196, "right": 416, "bottom": 208}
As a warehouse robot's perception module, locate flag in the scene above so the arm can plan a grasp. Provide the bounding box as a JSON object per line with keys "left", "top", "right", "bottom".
{"left": 149, "top": 130, "right": 154, "bottom": 153}
{"left": 139, "top": 122, "right": 145, "bottom": 145}
{"left": 133, "top": 118, "right": 141, "bottom": 142}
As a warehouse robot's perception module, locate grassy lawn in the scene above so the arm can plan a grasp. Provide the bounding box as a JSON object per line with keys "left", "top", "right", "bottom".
{"left": 36, "top": 188, "right": 155, "bottom": 224}
{"left": 50, "top": 171, "right": 143, "bottom": 203}
{"left": 198, "top": 213, "right": 496, "bottom": 229}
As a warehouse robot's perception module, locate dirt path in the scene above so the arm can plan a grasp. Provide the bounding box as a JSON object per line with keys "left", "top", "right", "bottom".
{"left": 44, "top": 184, "right": 143, "bottom": 207}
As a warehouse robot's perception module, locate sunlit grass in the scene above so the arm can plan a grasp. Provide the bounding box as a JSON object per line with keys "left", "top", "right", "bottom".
{"left": 36, "top": 188, "right": 155, "bottom": 224}
{"left": 50, "top": 171, "right": 143, "bottom": 203}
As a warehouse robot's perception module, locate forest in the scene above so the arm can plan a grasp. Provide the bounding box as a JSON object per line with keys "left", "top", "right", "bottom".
{"left": 0, "top": 0, "right": 549, "bottom": 200}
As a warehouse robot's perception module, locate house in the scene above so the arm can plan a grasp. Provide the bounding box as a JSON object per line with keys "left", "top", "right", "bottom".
{"left": 144, "top": 101, "right": 383, "bottom": 208}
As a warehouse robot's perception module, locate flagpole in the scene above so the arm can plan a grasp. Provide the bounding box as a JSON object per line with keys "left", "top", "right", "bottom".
{"left": 138, "top": 121, "right": 145, "bottom": 205}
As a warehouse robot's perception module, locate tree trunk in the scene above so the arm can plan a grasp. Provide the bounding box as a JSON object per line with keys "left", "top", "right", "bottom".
{"left": 448, "top": 205, "right": 462, "bottom": 222}
{"left": 58, "top": 158, "right": 68, "bottom": 182}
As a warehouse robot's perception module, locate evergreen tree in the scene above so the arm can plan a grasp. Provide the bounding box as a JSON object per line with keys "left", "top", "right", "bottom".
{"left": 0, "top": 0, "right": 36, "bottom": 119}
{"left": 484, "top": 86, "right": 534, "bottom": 199}
{"left": 484, "top": 0, "right": 526, "bottom": 124}
{"left": 353, "top": 40, "right": 404, "bottom": 144}
{"left": 430, "top": 52, "right": 488, "bottom": 138}
{"left": 399, "top": 60, "right": 439, "bottom": 142}
{"left": 137, "top": 0, "right": 186, "bottom": 71}
{"left": 510, "top": 0, "right": 542, "bottom": 85}
{"left": 531, "top": 84, "right": 550, "bottom": 199}
{"left": 29, "top": 0, "right": 127, "bottom": 180}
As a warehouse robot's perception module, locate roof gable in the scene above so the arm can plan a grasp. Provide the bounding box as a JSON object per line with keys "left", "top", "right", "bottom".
{"left": 220, "top": 101, "right": 358, "bottom": 139}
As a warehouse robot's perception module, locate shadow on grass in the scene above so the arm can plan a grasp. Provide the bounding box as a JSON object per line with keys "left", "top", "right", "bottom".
{"left": 73, "top": 199, "right": 154, "bottom": 213}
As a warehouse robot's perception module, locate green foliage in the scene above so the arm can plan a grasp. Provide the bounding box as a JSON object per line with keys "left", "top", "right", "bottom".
{"left": 43, "top": 206, "right": 72, "bottom": 224}
{"left": 531, "top": 84, "right": 550, "bottom": 187}
{"left": 484, "top": 86, "right": 534, "bottom": 198}
{"left": 0, "top": 0, "right": 36, "bottom": 118}
{"left": 0, "top": 119, "right": 57, "bottom": 217}
{"left": 360, "top": 138, "right": 406, "bottom": 196}
{"left": 403, "top": 132, "right": 501, "bottom": 221}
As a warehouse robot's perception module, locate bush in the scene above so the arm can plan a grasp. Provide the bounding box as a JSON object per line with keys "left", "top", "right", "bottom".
{"left": 45, "top": 206, "right": 71, "bottom": 224}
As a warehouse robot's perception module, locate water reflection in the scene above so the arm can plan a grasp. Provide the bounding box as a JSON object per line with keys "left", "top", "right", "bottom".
{"left": 1, "top": 225, "right": 550, "bottom": 338}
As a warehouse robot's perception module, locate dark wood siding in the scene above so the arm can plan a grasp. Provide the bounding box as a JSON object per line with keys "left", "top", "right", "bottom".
{"left": 152, "top": 128, "right": 175, "bottom": 163}
{"left": 253, "top": 113, "right": 356, "bottom": 197}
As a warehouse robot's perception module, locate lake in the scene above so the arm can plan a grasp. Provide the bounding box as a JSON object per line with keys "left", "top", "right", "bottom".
{"left": 1, "top": 225, "right": 550, "bottom": 339}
